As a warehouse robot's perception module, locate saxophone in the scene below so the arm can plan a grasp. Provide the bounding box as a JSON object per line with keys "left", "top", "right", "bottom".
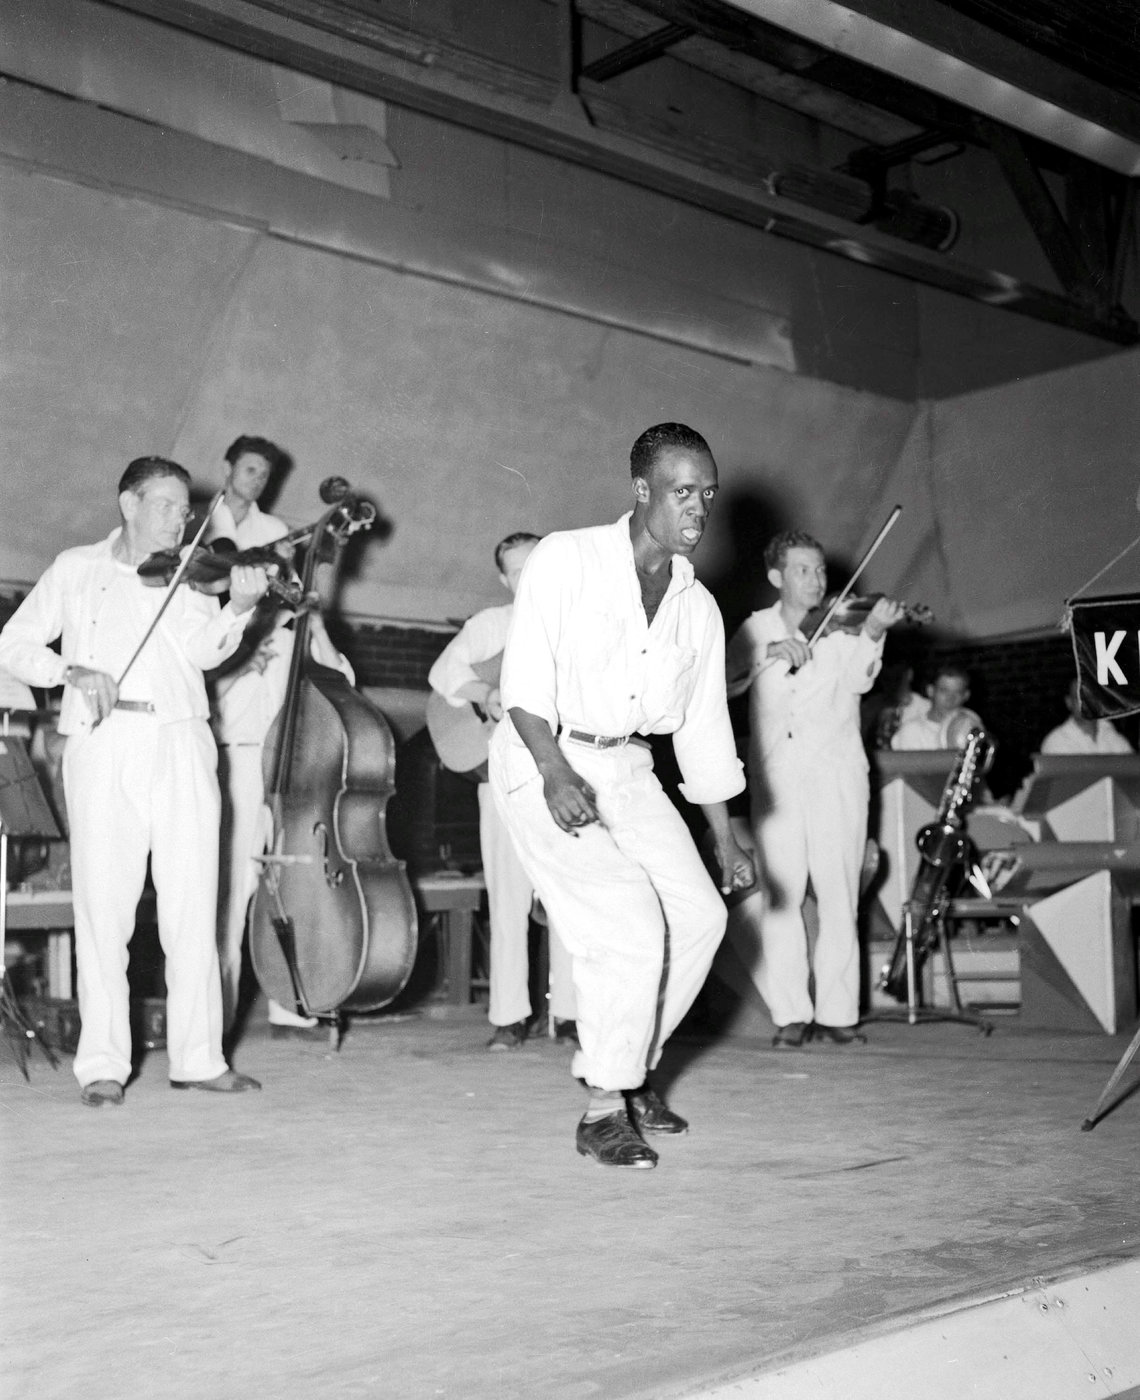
{"left": 879, "top": 727, "right": 994, "bottom": 1002}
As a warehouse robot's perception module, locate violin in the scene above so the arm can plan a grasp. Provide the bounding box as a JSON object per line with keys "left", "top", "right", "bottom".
{"left": 803, "top": 593, "right": 933, "bottom": 640}
{"left": 137, "top": 539, "right": 305, "bottom": 608}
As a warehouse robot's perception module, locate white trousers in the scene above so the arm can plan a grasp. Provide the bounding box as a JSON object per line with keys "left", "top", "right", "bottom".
{"left": 477, "top": 783, "right": 576, "bottom": 1026}
{"left": 490, "top": 740, "right": 725, "bottom": 1091}
{"left": 750, "top": 759, "right": 866, "bottom": 1028}
{"left": 63, "top": 715, "right": 227, "bottom": 1087}
{"left": 216, "top": 744, "right": 269, "bottom": 1029}
{"left": 216, "top": 744, "right": 312, "bottom": 1029}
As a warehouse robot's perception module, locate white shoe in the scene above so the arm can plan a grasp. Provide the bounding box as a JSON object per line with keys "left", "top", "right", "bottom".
{"left": 267, "top": 998, "right": 319, "bottom": 1029}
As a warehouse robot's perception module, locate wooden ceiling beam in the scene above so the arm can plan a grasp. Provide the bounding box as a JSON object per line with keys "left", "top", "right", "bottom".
{"left": 93, "top": 0, "right": 1138, "bottom": 344}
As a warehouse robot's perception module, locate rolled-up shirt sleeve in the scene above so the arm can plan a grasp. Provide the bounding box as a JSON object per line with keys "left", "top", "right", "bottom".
{"left": 674, "top": 604, "right": 745, "bottom": 805}
{"left": 836, "top": 629, "right": 884, "bottom": 693}
{"left": 174, "top": 593, "right": 252, "bottom": 672}
{"left": 499, "top": 537, "right": 565, "bottom": 732}
{"left": 429, "top": 609, "right": 507, "bottom": 706}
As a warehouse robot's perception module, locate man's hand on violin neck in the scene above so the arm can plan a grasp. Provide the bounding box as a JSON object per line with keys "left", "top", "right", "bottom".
{"left": 228, "top": 564, "right": 271, "bottom": 614}
{"left": 862, "top": 596, "right": 905, "bottom": 641}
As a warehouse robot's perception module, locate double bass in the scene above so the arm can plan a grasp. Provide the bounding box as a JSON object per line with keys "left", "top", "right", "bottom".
{"left": 250, "top": 478, "right": 418, "bottom": 1042}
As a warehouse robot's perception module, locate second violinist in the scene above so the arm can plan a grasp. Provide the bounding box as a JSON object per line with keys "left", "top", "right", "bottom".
{"left": 726, "top": 530, "right": 904, "bottom": 1049}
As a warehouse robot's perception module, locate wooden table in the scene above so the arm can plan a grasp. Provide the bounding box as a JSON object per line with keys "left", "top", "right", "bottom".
{"left": 410, "top": 872, "right": 486, "bottom": 1005}
{"left": 5, "top": 890, "right": 75, "bottom": 999}
{"left": 5, "top": 878, "right": 490, "bottom": 1009}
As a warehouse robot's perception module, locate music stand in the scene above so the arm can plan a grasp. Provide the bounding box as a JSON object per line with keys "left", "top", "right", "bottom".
{"left": 0, "top": 723, "right": 63, "bottom": 1077}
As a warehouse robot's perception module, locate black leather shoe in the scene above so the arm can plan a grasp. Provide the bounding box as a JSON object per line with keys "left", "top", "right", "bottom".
{"left": 811, "top": 1024, "right": 867, "bottom": 1045}
{"left": 626, "top": 1086, "right": 688, "bottom": 1135}
{"left": 80, "top": 1079, "right": 124, "bottom": 1108}
{"left": 772, "top": 1022, "right": 808, "bottom": 1049}
{"left": 553, "top": 1019, "right": 580, "bottom": 1046}
{"left": 487, "top": 1020, "right": 528, "bottom": 1051}
{"left": 170, "top": 1070, "right": 262, "bottom": 1092}
{"left": 576, "top": 1110, "right": 658, "bottom": 1168}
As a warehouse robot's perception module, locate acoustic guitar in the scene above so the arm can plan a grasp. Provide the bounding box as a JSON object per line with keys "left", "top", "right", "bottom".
{"left": 425, "top": 653, "right": 502, "bottom": 781}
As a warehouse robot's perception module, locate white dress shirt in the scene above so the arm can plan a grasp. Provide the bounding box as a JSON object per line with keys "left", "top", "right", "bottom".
{"left": 1040, "top": 716, "right": 1133, "bottom": 756}
{"left": 0, "top": 531, "right": 249, "bottom": 734}
{"left": 498, "top": 513, "right": 743, "bottom": 807}
{"left": 729, "top": 603, "right": 882, "bottom": 776}
{"left": 891, "top": 706, "right": 983, "bottom": 751}
{"left": 206, "top": 500, "right": 289, "bottom": 550}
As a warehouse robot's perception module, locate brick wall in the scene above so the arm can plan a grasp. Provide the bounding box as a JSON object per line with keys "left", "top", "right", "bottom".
{"left": 339, "top": 620, "right": 453, "bottom": 691}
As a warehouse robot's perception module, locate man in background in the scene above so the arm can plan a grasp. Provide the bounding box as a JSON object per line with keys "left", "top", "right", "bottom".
{"left": 204, "top": 433, "right": 320, "bottom": 1036}
{"left": 891, "top": 663, "right": 985, "bottom": 752}
{"left": 429, "top": 533, "right": 577, "bottom": 1050}
{"left": 206, "top": 435, "right": 291, "bottom": 552}
{"left": 1040, "top": 678, "right": 1133, "bottom": 755}
{"left": 727, "top": 530, "right": 902, "bottom": 1050}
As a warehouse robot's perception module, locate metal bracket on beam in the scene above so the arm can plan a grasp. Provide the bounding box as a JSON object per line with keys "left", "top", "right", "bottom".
{"left": 980, "top": 118, "right": 1104, "bottom": 309}
{"left": 843, "top": 131, "right": 959, "bottom": 176}
{"left": 550, "top": 0, "right": 593, "bottom": 129}
{"left": 580, "top": 23, "right": 691, "bottom": 84}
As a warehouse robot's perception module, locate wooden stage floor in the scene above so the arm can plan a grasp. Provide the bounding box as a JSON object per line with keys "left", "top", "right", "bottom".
{"left": 2, "top": 1005, "right": 1139, "bottom": 1399}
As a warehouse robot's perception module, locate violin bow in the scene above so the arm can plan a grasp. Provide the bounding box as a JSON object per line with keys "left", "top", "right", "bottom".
{"left": 804, "top": 504, "right": 902, "bottom": 650}
{"left": 110, "top": 489, "right": 226, "bottom": 698}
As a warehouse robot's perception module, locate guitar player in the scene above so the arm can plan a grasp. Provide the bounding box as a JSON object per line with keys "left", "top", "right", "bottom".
{"left": 428, "top": 533, "right": 578, "bottom": 1050}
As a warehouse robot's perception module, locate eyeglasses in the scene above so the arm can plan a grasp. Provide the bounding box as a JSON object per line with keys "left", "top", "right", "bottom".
{"left": 140, "top": 495, "right": 193, "bottom": 523}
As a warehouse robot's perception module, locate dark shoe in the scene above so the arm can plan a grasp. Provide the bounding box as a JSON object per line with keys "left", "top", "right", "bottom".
{"left": 487, "top": 1020, "right": 528, "bottom": 1051}
{"left": 626, "top": 1086, "right": 688, "bottom": 1135}
{"left": 80, "top": 1079, "right": 124, "bottom": 1108}
{"left": 553, "top": 1019, "right": 580, "bottom": 1047}
{"left": 170, "top": 1069, "right": 262, "bottom": 1092}
{"left": 576, "top": 1110, "right": 658, "bottom": 1168}
{"left": 772, "top": 1022, "right": 808, "bottom": 1049}
{"left": 810, "top": 1024, "right": 867, "bottom": 1045}
{"left": 269, "top": 1022, "right": 324, "bottom": 1041}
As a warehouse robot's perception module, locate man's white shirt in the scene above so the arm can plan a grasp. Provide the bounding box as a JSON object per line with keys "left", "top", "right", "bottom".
{"left": 498, "top": 514, "right": 743, "bottom": 807}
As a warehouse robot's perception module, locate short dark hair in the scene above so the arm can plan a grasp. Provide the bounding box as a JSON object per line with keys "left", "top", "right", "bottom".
{"left": 764, "top": 530, "right": 824, "bottom": 573}
{"left": 494, "top": 532, "right": 542, "bottom": 573}
{"left": 931, "top": 663, "right": 970, "bottom": 688}
{"left": 118, "top": 456, "right": 191, "bottom": 496}
{"left": 629, "top": 423, "right": 711, "bottom": 481}
{"left": 223, "top": 435, "right": 285, "bottom": 474}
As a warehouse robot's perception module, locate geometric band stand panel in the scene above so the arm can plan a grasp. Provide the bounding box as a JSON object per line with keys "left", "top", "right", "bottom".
{"left": 1014, "top": 869, "right": 1138, "bottom": 1034}
{"left": 1018, "top": 754, "right": 1140, "bottom": 842}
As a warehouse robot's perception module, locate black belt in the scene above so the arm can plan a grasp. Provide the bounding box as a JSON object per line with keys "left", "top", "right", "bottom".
{"left": 561, "top": 727, "right": 634, "bottom": 750}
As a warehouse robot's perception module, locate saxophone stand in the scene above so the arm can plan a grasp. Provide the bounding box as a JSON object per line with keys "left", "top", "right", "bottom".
{"left": 867, "top": 898, "right": 993, "bottom": 1033}
{"left": 1080, "top": 1023, "right": 1140, "bottom": 1131}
